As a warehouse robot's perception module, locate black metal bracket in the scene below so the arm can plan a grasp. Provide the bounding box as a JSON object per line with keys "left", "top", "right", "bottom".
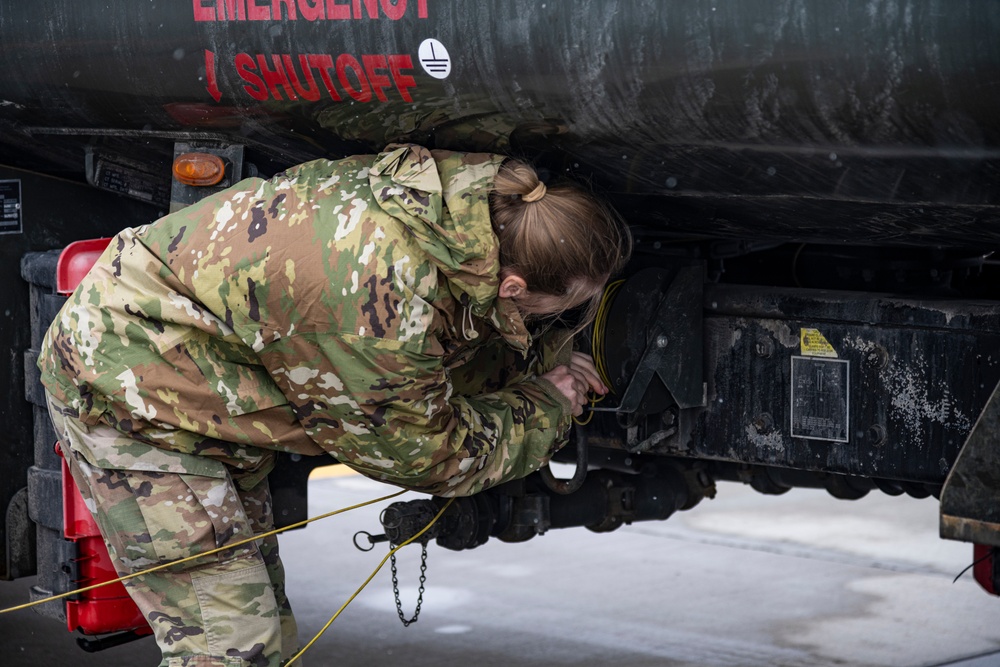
{"left": 941, "top": 378, "right": 1000, "bottom": 546}
{"left": 615, "top": 265, "right": 706, "bottom": 414}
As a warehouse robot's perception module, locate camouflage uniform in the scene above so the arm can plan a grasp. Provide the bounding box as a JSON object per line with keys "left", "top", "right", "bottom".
{"left": 39, "top": 144, "right": 574, "bottom": 665}
{"left": 48, "top": 394, "right": 296, "bottom": 667}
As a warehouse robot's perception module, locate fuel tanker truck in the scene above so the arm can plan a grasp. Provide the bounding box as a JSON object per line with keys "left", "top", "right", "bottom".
{"left": 1, "top": 0, "right": 999, "bottom": 650}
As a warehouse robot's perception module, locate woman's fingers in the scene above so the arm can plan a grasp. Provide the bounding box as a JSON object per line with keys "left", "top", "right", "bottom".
{"left": 566, "top": 366, "right": 591, "bottom": 396}
{"left": 539, "top": 356, "right": 614, "bottom": 417}
{"left": 540, "top": 365, "right": 589, "bottom": 416}
{"left": 569, "top": 352, "right": 608, "bottom": 394}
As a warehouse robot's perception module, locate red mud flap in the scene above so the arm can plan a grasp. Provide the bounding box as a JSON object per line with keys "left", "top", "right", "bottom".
{"left": 59, "top": 447, "right": 152, "bottom": 638}
{"left": 973, "top": 544, "right": 1000, "bottom": 596}
{"left": 54, "top": 236, "right": 152, "bottom": 642}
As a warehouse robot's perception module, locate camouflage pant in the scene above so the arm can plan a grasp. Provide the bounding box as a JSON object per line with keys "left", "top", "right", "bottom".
{"left": 47, "top": 397, "right": 300, "bottom": 667}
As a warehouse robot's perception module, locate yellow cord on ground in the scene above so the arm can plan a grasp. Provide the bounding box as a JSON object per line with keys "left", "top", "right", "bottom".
{"left": 4, "top": 487, "right": 457, "bottom": 667}
{"left": 286, "top": 497, "right": 456, "bottom": 666}
{"left": 0, "top": 489, "right": 407, "bottom": 616}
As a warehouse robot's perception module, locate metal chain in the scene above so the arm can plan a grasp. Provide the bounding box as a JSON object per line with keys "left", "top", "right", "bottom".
{"left": 390, "top": 541, "right": 428, "bottom": 627}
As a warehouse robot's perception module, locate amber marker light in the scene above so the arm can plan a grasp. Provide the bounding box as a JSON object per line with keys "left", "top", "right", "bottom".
{"left": 173, "top": 152, "right": 226, "bottom": 186}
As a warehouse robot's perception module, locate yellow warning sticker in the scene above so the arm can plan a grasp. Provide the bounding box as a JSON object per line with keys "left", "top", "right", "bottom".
{"left": 800, "top": 328, "right": 838, "bottom": 358}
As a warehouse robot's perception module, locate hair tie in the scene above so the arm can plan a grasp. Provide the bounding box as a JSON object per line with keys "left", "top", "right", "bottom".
{"left": 522, "top": 182, "right": 546, "bottom": 203}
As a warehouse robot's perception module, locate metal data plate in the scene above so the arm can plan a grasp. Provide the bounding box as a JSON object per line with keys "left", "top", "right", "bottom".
{"left": 0, "top": 179, "right": 21, "bottom": 234}
{"left": 790, "top": 356, "right": 850, "bottom": 443}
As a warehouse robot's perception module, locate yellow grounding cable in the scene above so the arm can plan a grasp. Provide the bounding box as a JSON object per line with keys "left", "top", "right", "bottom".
{"left": 1, "top": 488, "right": 456, "bottom": 665}
{"left": 574, "top": 279, "right": 625, "bottom": 426}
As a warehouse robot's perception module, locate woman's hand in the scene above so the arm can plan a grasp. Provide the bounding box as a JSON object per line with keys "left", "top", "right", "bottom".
{"left": 568, "top": 352, "right": 607, "bottom": 396}
{"left": 540, "top": 352, "right": 608, "bottom": 416}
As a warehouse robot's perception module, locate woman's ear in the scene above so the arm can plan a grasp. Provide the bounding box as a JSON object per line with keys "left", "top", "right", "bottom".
{"left": 498, "top": 273, "right": 528, "bottom": 299}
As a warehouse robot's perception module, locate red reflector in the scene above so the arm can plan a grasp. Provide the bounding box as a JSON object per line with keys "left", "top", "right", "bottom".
{"left": 56, "top": 238, "right": 112, "bottom": 295}
{"left": 973, "top": 543, "right": 1000, "bottom": 596}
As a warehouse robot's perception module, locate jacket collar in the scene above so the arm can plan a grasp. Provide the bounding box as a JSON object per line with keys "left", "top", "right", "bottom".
{"left": 368, "top": 144, "right": 530, "bottom": 353}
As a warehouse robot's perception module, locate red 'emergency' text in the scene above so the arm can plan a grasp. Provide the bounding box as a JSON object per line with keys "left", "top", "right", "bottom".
{"left": 193, "top": 0, "right": 428, "bottom": 21}
{"left": 232, "top": 52, "right": 417, "bottom": 103}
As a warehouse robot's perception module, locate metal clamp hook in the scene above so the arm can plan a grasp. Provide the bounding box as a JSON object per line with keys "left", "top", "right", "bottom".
{"left": 353, "top": 530, "right": 389, "bottom": 552}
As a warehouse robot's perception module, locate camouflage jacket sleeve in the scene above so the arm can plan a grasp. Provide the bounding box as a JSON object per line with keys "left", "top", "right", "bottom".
{"left": 451, "top": 327, "right": 575, "bottom": 397}
{"left": 256, "top": 332, "right": 574, "bottom": 497}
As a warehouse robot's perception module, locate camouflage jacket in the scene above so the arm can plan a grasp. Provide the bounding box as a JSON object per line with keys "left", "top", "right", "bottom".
{"left": 39, "top": 144, "right": 574, "bottom": 496}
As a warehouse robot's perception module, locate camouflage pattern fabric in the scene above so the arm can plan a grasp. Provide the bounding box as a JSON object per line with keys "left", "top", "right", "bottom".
{"left": 39, "top": 143, "right": 574, "bottom": 498}
{"left": 48, "top": 394, "right": 297, "bottom": 667}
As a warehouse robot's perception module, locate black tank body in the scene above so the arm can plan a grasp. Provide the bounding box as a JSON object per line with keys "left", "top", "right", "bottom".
{"left": 0, "top": 0, "right": 997, "bottom": 245}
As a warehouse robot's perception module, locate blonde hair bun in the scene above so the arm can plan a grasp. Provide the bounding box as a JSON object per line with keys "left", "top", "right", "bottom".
{"left": 489, "top": 157, "right": 632, "bottom": 327}
{"left": 522, "top": 182, "right": 547, "bottom": 203}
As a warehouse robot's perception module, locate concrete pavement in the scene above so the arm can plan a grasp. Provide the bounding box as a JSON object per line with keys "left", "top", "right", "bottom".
{"left": 1, "top": 466, "right": 998, "bottom": 666}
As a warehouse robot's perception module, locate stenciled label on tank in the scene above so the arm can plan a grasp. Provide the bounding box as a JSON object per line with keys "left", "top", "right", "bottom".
{"left": 0, "top": 180, "right": 22, "bottom": 235}
{"left": 194, "top": 0, "right": 445, "bottom": 104}
{"left": 193, "top": 0, "right": 429, "bottom": 22}
{"left": 790, "top": 356, "right": 850, "bottom": 442}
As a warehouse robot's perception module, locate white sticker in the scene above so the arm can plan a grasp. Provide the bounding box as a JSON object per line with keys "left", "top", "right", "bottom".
{"left": 790, "top": 356, "right": 850, "bottom": 443}
{"left": 419, "top": 38, "right": 451, "bottom": 79}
